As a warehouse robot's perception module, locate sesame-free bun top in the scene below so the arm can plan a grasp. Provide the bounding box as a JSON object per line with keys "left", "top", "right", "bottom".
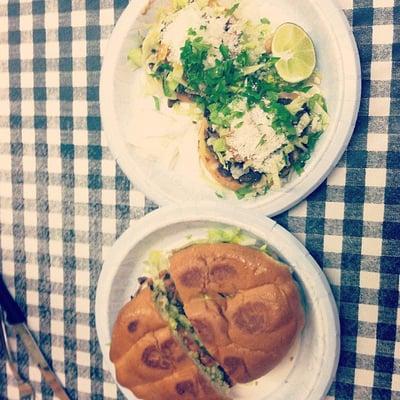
{"left": 169, "top": 243, "right": 305, "bottom": 383}
{"left": 109, "top": 287, "right": 227, "bottom": 400}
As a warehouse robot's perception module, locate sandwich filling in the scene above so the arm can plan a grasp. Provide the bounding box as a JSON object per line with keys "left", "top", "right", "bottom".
{"left": 144, "top": 272, "right": 232, "bottom": 391}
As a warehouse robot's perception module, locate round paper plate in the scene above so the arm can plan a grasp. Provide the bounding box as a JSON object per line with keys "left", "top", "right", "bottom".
{"left": 95, "top": 203, "right": 340, "bottom": 400}
{"left": 100, "top": 0, "right": 361, "bottom": 216}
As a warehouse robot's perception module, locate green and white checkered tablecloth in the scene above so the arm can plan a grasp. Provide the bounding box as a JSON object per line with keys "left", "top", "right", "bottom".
{"left": 0, "top": 0, "right": 399, "bottom": 399}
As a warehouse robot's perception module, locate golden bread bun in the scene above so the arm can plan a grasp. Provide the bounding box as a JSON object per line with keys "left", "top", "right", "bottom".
{"left": 134, "top": 364, "right": 225, "bottom": 400}
{"left": 198, "top": 120, "right": 243, "bottom": 191}
{"left": 109, "top": 288, "right": 165, "bottom": 363}
{"left": 109, "top": 287, "right": 228, "bottom": 400}
{"left": 169, "top": 243, "right": 305, "bottom": 383}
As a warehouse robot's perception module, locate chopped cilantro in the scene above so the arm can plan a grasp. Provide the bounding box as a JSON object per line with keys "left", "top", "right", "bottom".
{"left": 162, "top": 78, "right": 172, "bottom": 97}
{"left": 307, "top": 131, "right": 322, "bottom": 151}
{"left": 258, "top": 53, "right": 279, "bottom": 65}
{"left": 283, "top": 81, "right": 311, "bottom": 93}
{"left": 268, "top": 56, "right": 281, "bottom": 65}
{"left": 215, "top": 191, "right": 225, "bottom": 199}
{"left": 292, "top": 132, "right": 322, "bottom": 174}
{"left": 188, "top": 27, "right": 197, "bottom": 36}
{"left": 226, "top": 3, "right": 239, "bottom": 16}
{"left": 153, "top": 96, "right": 160, "bottom": 111}
{"left": 308, "top": 94, "right": 328, "bottom": 112}
{"left": 236, "top": 50, "right": 251, "bottom": 67}
{"left": 178, "top": 33, "right": 324, "bottom": 155}
{"left": 180, "top": 37, "right": 210, "bottom": 90}
{"left": 219, "top": 44, "right": 230, "bottom": 59}
{"left": 235, "top": 185, "right": 254, "bottom": 200}
{"left": 200, "top": 25, "right": 207, "bottom": 30}
{"left": 257, "top": 134, "right": 266, "bottom": 148}
{"left": 260, "top": 17, "right": 270, "bottom": 24}
{"left": 181, "top": 37, "right": 247, "bottom": 128}
{"left": 268, "top": 102, "right": 296, "bottom": 137}
{"left": 155, "top": 62, "right": 173, "bottom": 76}
{"left": 297, "top": 85, "right": 313, "bottom": 93}
{"left": 292, "top": 154, "right": 308, "bottom": 174}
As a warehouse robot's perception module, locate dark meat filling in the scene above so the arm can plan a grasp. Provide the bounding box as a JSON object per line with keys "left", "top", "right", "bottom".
{"left": 205, "top": 129, "right": 263, "bottom": 185}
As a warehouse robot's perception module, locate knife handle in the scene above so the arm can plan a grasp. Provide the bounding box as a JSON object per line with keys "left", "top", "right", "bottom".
{"left": 0, "top": 275, "right": 26, "bottom": 325}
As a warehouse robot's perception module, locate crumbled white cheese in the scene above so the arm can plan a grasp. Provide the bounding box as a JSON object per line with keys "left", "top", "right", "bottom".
{"left": 222, "top": 19, "right": 242, "bottom": 55}
{"left": 162, "top": 5, "right": 241, "bottom": 65}
{"left": 226, "top": 106, "right": 287, "bottom": 172}
{"left": 162, "top": 4, "right": 203, "bottom": 62}
{"left": 204, "top": 12, "right": 226, "bottom": 48}
{"left": 249, "top": 151, "right": 286, "bottom": 174}
{"left": 296, "top": 113, "right": 311, "bottom": 135}
{"left": 230, "top": 165, "right": 245, "bottom": 179}
{"left": 310, "top": 115, "right": 322, "bottom": 133}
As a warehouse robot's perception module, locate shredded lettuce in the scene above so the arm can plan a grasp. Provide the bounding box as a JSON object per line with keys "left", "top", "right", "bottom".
{"left": 127, "top": 47, "right": 143, "bottom": 69}
{"left": 165, "top": 63, "right": 185, "bottom": 95}
{"left": 153, "top": 96, "right": 161, "bottom": 111}
{"left": 172, "top": 0, "right": 189, "bottom": 10}
{"left": 235, "top": 184, "right": 254, "bottom": 200}
{"left": 311, "top": 104, "right": 329, "bottom": 131}
{"left": 207, "top": 227, "right": 257, "bottom": 246}
{"left": 172, "top": 102, "right": 203, "bottom": 120}
{"left": 241, "top": 20, "right": 272, "bottom": 60}
{"left": 242, "top": 63, "right": 266, "bottom": 75}
{"left": 286, "top": 94, "right": 308, "bottom": 115}
{"left": 225, "top": 3, "right": 239, "bottom": 16}
{"left": 144, "top": 249, "right": 169, "bottom": 276}
{"left": 308, "top": 94, "right": 328, "bottom": 113}
{"left": 208, "top": 137, "right": 227, "bottom": 153}
{"left": 258, "top": 243, "right": 280, "bottom": 260}
{"left": 141, "top": 25, "right": 161, "bottom": 61}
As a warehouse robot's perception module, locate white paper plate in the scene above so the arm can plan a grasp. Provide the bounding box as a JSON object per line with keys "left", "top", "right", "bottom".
{"left": 95, "top": 203, "right": 339, "bottom": 400}
{"left": 100, "top": 0, "right": 361, "bottom": 216}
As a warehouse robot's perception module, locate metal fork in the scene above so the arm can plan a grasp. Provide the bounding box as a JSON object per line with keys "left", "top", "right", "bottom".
{"left": 0, "top": 310, "right": 35, "bottom": 399}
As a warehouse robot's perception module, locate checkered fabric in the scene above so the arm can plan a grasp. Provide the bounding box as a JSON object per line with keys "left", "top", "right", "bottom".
{"left": 0, "top": 0, "right": 398, "bottom": 399}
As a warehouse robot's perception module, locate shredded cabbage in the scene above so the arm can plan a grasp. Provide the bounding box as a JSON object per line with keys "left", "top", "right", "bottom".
{"left": 286, "top": 94, "right": 308, "bottom": 115}
{"left": 143, "top": 228, "right": 280, "bottom": 281}
{"left": 127, "top": 47, "right": 143, "bottom": 69}
{"left": 172, "top": 102, "right": 202, "bottom": 120}
{"left": 141, "top": 25, "right": 161, "bottom": 61}
{"left": 207, "top": 228, "right": 257, "bottom": 246}
{"left": 242, "top": 63, "right": 266, "bottom": 75}
{"left": 241, "top": 20, "right": 272, "bottom": 60}
{"left": 172, "top": 0, "right": 189, "bottom": 10}
{"left": 144, "top": 250, "right": 170, "bottom": 276}
{"left": 208, "top": 137, "right": 227, "bottom": 153}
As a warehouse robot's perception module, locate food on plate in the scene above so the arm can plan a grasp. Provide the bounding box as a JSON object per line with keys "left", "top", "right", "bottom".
{"left": 109, "top": 228, "right": 304, "bottom": 399}
{"left": 271, "top": 23, "right": 316, "bottom": 84}
{"left": 169, "top": 242, "right": 304, "bottom": 383}
{"left": 110, "top": 287, "right": 229, "bottom": 400}
{"left": 129, "top": 0, "right": 329, "bottom": 199}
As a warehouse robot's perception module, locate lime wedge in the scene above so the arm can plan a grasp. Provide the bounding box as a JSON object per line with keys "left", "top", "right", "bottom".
{"left": 272, "top": 23, "right": 316, "bottom": 83}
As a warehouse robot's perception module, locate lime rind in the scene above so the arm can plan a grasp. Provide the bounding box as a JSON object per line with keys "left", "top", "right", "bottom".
{"left": 272, "top": 23, "right": 316, "bottom": 83}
